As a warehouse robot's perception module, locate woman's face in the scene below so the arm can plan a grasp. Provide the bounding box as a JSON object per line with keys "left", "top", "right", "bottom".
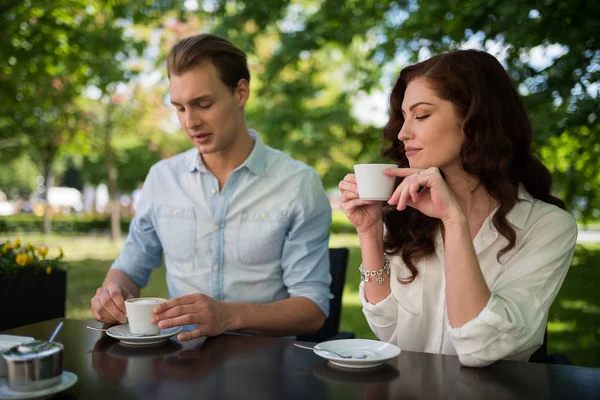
{"left": 398, "top": 78, "right": 465, "bottom": 171}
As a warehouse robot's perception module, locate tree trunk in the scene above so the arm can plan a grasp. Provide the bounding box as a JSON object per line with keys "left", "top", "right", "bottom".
{"left": 39, "top": 124, "right": 56, "bottom": 236}
{"left": 42, "top": 162, "right": 53, "bottom": 235}
{"left": 105, "top": 102, "right": 121, "bottom": 242}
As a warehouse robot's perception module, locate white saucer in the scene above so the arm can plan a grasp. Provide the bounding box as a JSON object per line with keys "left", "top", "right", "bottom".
{"left": 0, "top": 371, "right": 77, "bottom": 400}
{"left": 106, "top": 324, "right": 183, "bottom": 346}
{"left": 312, "top": 339, "right": 400, "bottom": 369}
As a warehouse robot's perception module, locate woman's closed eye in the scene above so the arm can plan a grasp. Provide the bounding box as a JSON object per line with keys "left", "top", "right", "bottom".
{"left": 415, "top": 115, "right": 430, "bottom": 120}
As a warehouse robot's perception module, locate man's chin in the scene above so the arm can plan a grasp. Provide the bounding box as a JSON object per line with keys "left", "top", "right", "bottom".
{"left": 193, "top": 143, "right": 218, "bottom": 154}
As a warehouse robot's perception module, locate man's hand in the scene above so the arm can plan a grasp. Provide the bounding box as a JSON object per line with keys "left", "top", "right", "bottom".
{"left": 150, "top": 294, "right": 236, "bottom": 341}
{"left": 91, "top": 282, "right": 133, "bottom": 324}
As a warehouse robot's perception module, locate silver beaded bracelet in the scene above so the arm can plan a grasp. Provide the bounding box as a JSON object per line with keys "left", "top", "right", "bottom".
{"left": 359, "top": 259, "right": 390, "bottom": 283}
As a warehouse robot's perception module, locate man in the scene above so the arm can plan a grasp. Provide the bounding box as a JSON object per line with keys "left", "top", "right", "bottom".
{"left": 91, "top": 34, "right": 332, "bottom": 341}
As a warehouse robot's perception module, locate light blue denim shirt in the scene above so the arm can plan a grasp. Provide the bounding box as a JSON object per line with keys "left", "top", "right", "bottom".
{"left": 111, "top": 130, "right": 333, "bottom": 316}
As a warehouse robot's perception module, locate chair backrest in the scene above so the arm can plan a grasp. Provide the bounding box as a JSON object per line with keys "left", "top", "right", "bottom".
{"left": 297, "top": 247, "right": 349, "bottom": 342}
{"left": 529, "top": 327, "right": 548, "bottom": 363}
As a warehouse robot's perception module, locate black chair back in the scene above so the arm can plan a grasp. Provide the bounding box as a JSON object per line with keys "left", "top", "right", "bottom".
{"left": 529, "top": 327, "right": 572, "bottom": 365}
{"left": 529, "top": 328, "right": 548, "bottom": 363}
{"left": 297, "top": 248, "right": 353, "bottom": 342}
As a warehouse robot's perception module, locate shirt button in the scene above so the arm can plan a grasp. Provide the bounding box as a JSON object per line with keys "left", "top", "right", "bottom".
{"left": 213, "top": 265, "right": 219, "bottom": 271}
{"left": 214, "top": 225, "right": 220, "bottom": 231}
{"left": 211, "top": 189, "right": 217, "bottom": 195}
{"left": 172, "top": 210, "right": 179, "bottom": 216}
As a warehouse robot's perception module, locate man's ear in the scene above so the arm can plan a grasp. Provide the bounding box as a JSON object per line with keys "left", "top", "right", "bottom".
{"left": 235, "top": 79, "right": 250, "bottom": 107}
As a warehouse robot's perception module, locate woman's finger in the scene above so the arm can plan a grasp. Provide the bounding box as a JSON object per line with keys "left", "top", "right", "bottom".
{"left": 339, "top": 180, "right": 358, "bottom": 196}
{"left": 409, "top": 180, "right": 421, "bottom": 204}
{"left": 342, "top": 174, "right": 357, "bottom": 184}
{"left": 384, "top": 167, "right": 421, "bottom": 177}
{"left": 396, "top": 182, "right": 412, "bottom": 211}
{"left": 388, "top": 177, "right": 407, "bottom": 206}
{"left": 341, "top": 190, "right": 360, "bottom": 202}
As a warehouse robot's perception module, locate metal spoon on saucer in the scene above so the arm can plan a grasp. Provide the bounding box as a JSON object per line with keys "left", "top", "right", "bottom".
{"left": 85, "top": 325, "right": 137, "bottom": 336}
{"left": 294, "top": 343, "right": 368, "bottom": 359}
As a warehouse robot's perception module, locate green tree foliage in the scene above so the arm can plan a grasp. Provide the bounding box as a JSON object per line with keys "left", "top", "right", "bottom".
{"left": 2, "top": 0, "right": 597, "bottom": 220}
{"left": 378, "top": 0, "right": 600, "bottom": 219}
{"left": 0, "top": 0, "right": 182, "bottom": 231}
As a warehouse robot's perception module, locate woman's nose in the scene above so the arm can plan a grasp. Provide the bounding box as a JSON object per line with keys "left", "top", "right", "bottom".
{"left": 398, "top": 121, "right": 412, "bottom": 141}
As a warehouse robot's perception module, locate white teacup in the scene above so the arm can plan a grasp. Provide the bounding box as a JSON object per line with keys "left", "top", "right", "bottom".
{"left": 353, "top": 164, "right": 397, "bottom": 201}
{"left": 125, "top": 297, "right": 167, "bottom": 336}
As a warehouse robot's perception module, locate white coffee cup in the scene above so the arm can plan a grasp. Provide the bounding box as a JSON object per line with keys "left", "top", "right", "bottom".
{"left": 353, "top": 164, "right": 397, "bottom": 201}
{"left": 125, "top": 297, "right": 167, "bottom": 336}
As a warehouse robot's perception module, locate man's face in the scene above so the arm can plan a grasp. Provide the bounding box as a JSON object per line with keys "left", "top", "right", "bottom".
{"left": 169, "top": 61, "right": 248, "bottom": 156}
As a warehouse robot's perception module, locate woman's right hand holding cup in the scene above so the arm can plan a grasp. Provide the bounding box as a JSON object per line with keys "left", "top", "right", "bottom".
{"left": 338, "top": 174, "right": 384, "bottom": 236}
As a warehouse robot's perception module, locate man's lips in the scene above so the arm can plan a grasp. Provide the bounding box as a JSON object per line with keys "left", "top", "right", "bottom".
{"left": 191, "top": 133, "right": 212, "bottom": 143}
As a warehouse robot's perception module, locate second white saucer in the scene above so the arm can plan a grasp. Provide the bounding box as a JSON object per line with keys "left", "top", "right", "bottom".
{"left": 106, "top": 324, "right": 182, "bottom": 346}
{"left": 0, "top": 371, "right": 77, "bottom": 400}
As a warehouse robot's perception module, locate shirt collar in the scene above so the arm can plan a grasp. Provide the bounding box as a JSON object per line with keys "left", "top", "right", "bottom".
{"left": 186, "top": 129, "right": 267, "bottom": 176}
{"left": 505, "top": 185, "right": 534, "bottom": 230}
{"left": 468, "top": 184, "right": 534, "bottom": 255}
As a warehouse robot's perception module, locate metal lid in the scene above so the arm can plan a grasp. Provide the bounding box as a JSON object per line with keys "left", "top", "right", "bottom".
{"left": 2, "top": 340, "right": 63, "bottom": 361}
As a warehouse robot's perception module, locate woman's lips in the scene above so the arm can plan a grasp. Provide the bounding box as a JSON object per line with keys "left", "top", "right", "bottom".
{"left": 405, "top": 148, "right": 421, "bottom": 157}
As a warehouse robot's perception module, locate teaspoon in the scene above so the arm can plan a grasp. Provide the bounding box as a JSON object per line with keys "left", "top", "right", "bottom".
{"left": 294, "top": 343, "right": 368, "bottom": 359}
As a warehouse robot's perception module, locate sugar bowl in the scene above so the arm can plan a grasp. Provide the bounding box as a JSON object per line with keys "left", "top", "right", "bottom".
{"left": 2, "top": 340, "right": 64, "bottom": 392}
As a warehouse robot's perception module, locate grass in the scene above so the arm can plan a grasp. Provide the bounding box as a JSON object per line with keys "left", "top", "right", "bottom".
{"left": 1, "top": 233, "right": 598, "bottom": 368}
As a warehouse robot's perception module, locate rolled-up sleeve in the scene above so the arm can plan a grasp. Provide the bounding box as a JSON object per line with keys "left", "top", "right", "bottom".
{"left": 448, "top": 211, "right": 577, "bottom": 367}
{"left": 359, "top": 283, "right": 399, "bottom": 343}
{"left": 111, "top": 167, "right": 164, "bottom": 288}
{"left": 281, "top": 168, "right": 333, "bottom": 316}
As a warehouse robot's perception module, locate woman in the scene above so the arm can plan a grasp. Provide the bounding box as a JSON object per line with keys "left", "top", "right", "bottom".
{"left": 339, "top": 49, "right": 577, "bottom": 367}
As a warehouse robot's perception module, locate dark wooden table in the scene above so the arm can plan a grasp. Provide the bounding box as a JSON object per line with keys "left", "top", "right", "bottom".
{"left": 2, "top": 319, "right": 599, "bottom": 399}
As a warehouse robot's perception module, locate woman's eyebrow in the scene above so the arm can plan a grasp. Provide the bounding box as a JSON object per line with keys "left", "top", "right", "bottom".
{"left": 401, "top": 101, "right": 435, "bottom": 114}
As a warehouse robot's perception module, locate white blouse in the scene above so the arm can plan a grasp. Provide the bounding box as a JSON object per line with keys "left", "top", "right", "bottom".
{"left": 359, "top": 187, "right": 578, "bottom": 367}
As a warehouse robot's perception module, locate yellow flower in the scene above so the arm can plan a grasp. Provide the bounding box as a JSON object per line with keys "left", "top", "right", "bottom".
{"left": 13, "top": 239, "right": 21, "bottom": 250}
{"left": 1, "top": 243, "right": 11, "bottom": 254}
{"left": 38, "top": 246, "right": 49, "bottom": 258}
{"left": 46, "top": 266, "right": 52, "bottom": 275}
{"left": 26, "top": 255, "right": 34, "bottom": 265}
{"left": 26, "top": 242, "right": 35, "bottom": 252}
{"left": 15, "top": 254, "right": 28, "bottom": 266}
{"left": 59, "top": 248, "right": 64, "bottom": 259}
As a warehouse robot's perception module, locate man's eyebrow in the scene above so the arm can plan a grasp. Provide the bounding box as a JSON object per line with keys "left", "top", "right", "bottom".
{"left": 170, "top": 95, "right": 212, "bottom": 106}
{"left": 401, "top": 101, "right": 435, "bottom": 114}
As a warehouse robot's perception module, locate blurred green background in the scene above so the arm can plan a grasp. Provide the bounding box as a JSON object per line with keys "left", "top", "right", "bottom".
{"left": 1, "top": 1, "right": 599, "bottom": 368}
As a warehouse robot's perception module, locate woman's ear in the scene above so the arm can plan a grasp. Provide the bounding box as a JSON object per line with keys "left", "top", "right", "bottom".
{"left": 235, "top": 79, "right": 250, "bottom": 107}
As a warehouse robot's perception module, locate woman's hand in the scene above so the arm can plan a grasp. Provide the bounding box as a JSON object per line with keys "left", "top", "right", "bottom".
{"left": 385, "top": 167, "right": 464, "bottom": 222}
{"left": 338, "top": 174, "right": 383, "bottom": 236}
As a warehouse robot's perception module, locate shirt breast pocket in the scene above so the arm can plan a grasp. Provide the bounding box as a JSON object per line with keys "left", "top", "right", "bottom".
{"left": 392, "top": 260, "right": 424, "bottom": 316}
{"left": 237, "top": 210, "right": 287, "bottom": 265}
{"left": 156, "top": 205, "right": 196, "bottom": 263}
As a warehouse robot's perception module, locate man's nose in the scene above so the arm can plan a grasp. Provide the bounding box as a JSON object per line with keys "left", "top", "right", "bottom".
{"left": 185, "top": 110, "right": 202, "bottom": 130}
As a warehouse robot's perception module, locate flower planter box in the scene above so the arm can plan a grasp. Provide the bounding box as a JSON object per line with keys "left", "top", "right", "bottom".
{"left": 0, "top": 269, "right": 66, "bottom": 331}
